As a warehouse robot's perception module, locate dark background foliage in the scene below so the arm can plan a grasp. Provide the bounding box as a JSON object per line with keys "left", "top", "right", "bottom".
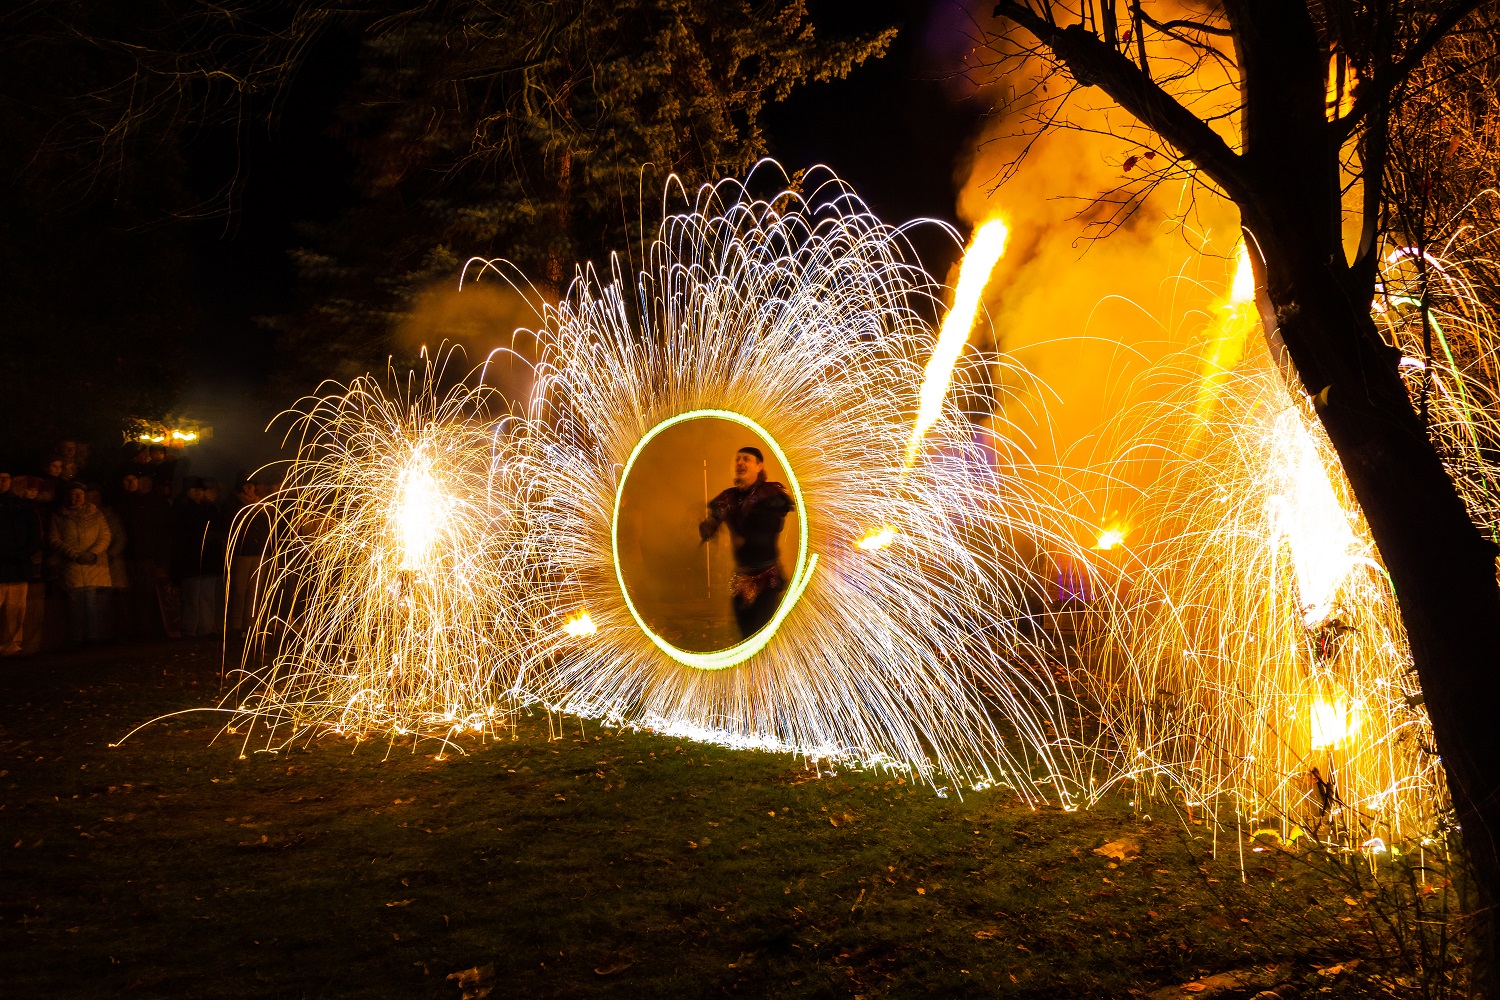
{"left": 0, "top": 0, "right": 983, "bottom": 472}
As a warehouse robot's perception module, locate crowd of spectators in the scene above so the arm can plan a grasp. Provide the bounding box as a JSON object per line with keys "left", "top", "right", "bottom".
{"left": 0, "top": 440, "right": 271, "bottom": 656}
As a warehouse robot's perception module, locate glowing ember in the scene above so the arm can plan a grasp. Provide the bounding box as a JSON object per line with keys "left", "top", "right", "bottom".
{"left": 562, "top": 611, "right": 597, "bottom": 637}
{"left": 393, "top": 452, "right": 444, "bottom": 571}
{"left": 904, "top": 217, "right": 1010, "bottom": 467}
{"left": 1093, "top": 525, "right": 1127, "bottom": 551}
{"left": 856, "top": 527, "right": 896, "bottom": 550}
{"left": 1310, "top": 696, "right": 1362, "bottom": 750}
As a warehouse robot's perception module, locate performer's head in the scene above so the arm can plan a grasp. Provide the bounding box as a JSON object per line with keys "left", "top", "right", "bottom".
{"left": 733, "top": 446, "right": 764, "bottom": 487}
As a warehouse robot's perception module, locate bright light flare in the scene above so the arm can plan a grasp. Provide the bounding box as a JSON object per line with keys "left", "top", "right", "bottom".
{"left": 562, "top": 611, "right": 597, "bottom": 637}
{"left": 1094, "top": 525, "right": 1127, "bottom": 551}
{"left": 904, "top": 217, "right": 1009, "bottom": 467}
{"left": 856, "top": 527, "right": 896, "bottom": 550}
{"left": 1310, "top": 696, "right": 1362, "bottom": 750}
{"left": 393, "top": 452, "right": 444, "bottom": 570}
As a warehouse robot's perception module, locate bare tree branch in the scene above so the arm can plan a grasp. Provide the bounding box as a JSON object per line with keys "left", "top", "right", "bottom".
{"left": 1336, "top": 0, "right": 1489, "bottom": 140}
{"left": 991, "top": 0, "right": 1251, "bottom": 201}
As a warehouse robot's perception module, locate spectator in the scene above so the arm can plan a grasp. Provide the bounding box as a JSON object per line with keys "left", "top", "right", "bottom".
{"left": 90, "top": 487, "right": 128, "bottom": 642}
{"left": 57, "top": 440, "right": 84, "bottom": 481}
{"left": 12, "top": 476, "right": 49, "bottom": 655}
{"left": 125, "top": 472, "right": 173, "bottom": 638}
{"left": 172, "top": 477, "right": 225, "bottom": 637}
{"left": 227, "top": 480, "right": 271, "bottom": 638}
{"left": 0, "top": 469, "right": 42, "bottom": 656}
{"left": 49, "top": 483, "right": 112, "bottom": 645}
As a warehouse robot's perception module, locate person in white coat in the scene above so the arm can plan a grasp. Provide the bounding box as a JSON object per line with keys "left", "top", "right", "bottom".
{"left": 49, "top": 483, "right": 112, "bottom": 644}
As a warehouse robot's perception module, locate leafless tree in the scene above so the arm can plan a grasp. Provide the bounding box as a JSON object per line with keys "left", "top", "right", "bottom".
{"left": 983, "top": 0, "right": 1500, "bottom": 980}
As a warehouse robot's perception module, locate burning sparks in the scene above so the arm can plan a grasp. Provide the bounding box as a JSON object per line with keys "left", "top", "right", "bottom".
{"left": 227, "top": 168, "right": 1084, "bottom": 796}
{"left": 561, "top": 612, "right": 598, "bottom": 638}
{"left": 904, "top": 217, "right": 1009, "bottom": 467}
{"left": 216, "top": 167, "right": 1475, "bottom": 853}
{"left": 392, "top": 451, "right": 445, "bottom": 571}
{"left": 1310, "top": 695, "right": 1363, "bottom": 751}
{"left": 1093, "top": 525, "right": 1127, "bottom": 551}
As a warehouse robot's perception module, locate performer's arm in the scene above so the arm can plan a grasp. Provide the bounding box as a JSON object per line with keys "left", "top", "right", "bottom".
{"left": 700, "top": 490, "right": 730, "bottom": 541}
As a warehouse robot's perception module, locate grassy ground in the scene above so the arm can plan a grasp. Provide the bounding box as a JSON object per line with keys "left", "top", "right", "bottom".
{"left": 1, "top": 641, "right": 1416, "bottom": 998}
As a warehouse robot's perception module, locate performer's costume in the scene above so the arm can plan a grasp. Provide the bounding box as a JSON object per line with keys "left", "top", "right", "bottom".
{"left": 699, "top": 475, "right": 793, "bottom": 637}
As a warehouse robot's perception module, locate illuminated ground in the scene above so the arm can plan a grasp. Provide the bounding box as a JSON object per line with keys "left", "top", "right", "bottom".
{"left": 1, "top": 643, "right": 1409, "bottom": 998}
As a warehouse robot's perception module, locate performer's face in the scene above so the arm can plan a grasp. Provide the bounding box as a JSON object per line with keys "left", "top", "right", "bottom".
{"left": 733, "top": 450, "right": 762, "bottom": 487}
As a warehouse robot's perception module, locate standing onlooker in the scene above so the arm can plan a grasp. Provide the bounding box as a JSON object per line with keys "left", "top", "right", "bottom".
{"left": 227, "top": 480, "right": 271, "bottom": 638}
{"left": 0, "top": 469, "right": 42, "bottom": 656}
{"left": 90, "top": 487, "right": 128, "bottom": 642}
{"left": 49, "top": 483, "right": 112, "bottom": 645}
{"left": 13, "top": 477, "right": 49, "bottom": 655}
{"left": 124, "top": 473, "right": 173, "bottom": 637}
{"left": 172, "top": 478, "right": 224, "bottom": 637}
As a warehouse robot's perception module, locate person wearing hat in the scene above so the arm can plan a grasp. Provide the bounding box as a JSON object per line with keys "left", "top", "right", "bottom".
{"left": 48, "top": 482, "right": 113, "bottom": 645}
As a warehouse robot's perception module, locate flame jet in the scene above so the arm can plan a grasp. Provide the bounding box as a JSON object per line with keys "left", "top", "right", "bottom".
{"left": 904, "top": 218, "right": 1010, "bottom": 467}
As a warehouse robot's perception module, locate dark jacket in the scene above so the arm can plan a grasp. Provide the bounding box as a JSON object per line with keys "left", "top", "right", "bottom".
{"left": 0, "top": 491, "right": 41, "bottom": 583}
{"left": 171, "top": 497, "right": 226, "bottom": 578}
{"left": 123, "top": 491, "right": 172, "bottom": 564}
{"left": 700, "top": 478, "right": 793, "bottom": 571}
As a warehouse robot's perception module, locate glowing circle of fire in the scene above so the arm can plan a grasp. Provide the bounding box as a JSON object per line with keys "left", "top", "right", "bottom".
{"left": 611, "top": 409, "right": 816, "bottom": 670}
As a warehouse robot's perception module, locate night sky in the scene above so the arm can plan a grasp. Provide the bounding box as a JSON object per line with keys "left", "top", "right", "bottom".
{"left": 182, "top": 0, "right": 984, "bottom": 389}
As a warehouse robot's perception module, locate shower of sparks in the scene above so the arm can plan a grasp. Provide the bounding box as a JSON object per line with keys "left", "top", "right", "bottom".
{"left": 905, "top": 217, "right": 1009, "bottom": 467}
{"left": 1073, "top": 241, "right": 1461, "bottom": 847}
{"left": 226, "top": 167, "right": 1092, "bottom": 798}
{"left": 561, "top": 611, "right": 598, "bottom": 637}
{"left": 216, "top": 165, "right": 1495, "bottom": 843}
{"left": 224, "top": 354, "right": 531, "bottom": 747}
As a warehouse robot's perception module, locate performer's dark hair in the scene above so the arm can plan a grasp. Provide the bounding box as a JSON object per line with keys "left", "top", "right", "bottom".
{"left": 737, "top": 446, "right": 764, "bottom": 463}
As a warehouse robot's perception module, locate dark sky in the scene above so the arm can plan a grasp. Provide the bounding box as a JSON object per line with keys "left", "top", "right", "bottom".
{"left": 182, "top": 1, "right": 983, "bottom": 379}
{"left": 172, "top": 0, "right": 985, "bottom": 411}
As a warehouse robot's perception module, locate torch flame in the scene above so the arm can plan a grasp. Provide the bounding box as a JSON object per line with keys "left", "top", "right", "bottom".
{"left": 562, "top": 611, "right": 597, "bottom": 637}
{"left": 904, "top": 218, "right": 1010, "bottom": 467}
{"left": 1192, "top": 242, "right": 1259, "bottom": 427}
{"left": 856, "top": 527, "right": 896, "bottom": 551}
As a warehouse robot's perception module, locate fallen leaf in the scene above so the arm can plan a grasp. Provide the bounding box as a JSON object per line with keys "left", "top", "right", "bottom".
{"left": 594, "top": 954, "right": 634, "bottom": 976}
{"left": 1094, "top": 835, "right": 1142, "bottom": 863}
{"left": 446, "top": 964, "right": 494, "bottom": 1000}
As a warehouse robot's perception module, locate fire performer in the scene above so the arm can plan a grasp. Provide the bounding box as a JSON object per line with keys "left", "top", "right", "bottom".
{"left": 699, "top": 447, "right": 793, "bottom": 639}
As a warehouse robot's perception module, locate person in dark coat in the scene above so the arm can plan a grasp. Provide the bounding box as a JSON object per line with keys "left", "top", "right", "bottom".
{"left": 698, "top": 446, "right": 794, "bottom": 639}
{"left": 171, "top": 478, "right": 225, "bottom": 637}
{"left": 123, "top": 472, "right": 173, "bottom": 637}
{"left": 0, "top": 469, "right": 42, "bottom": 655}
{"left": 226, "top": 480, "right": 271, "bottom": 637}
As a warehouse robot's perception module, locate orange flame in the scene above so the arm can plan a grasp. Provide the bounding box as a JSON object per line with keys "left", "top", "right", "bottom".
{"left": 904, "top": 218, "right": 1010, "bottom": 467}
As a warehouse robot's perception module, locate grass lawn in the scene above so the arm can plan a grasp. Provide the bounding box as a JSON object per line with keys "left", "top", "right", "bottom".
{"left": 1, "top": 641, "right": 1413, "bottom": 998}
